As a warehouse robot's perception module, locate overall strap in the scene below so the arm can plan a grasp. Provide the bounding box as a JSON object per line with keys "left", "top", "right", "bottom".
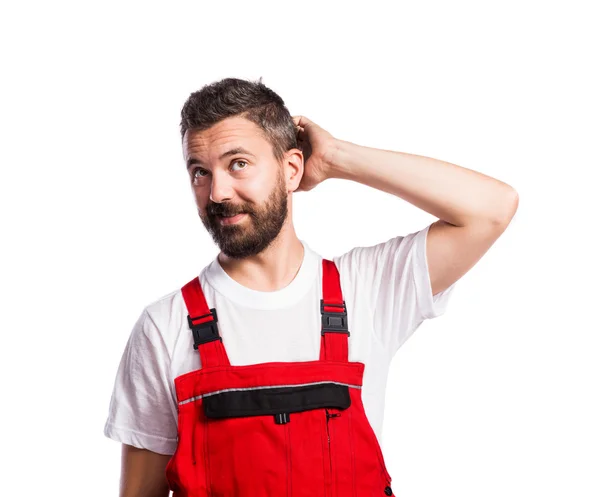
{"left": 181, "top": 276, "right": 231, "bottom": 368}
{"left": 319, "top": 259, "right": 350, "bottom": 363}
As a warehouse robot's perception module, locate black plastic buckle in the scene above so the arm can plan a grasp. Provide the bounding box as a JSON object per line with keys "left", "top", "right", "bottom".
{"left": 187, "top": 308, "right": 221, "bottom": 350}
{"left": 320, "top": 299, "right": 350, "bottom": 336}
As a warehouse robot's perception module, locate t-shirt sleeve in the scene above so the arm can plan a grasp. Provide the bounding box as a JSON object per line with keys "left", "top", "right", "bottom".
{"left": 103, "top": 308, "right": 178, "bottom": 455}
{"left": 335, "top": 222, "right": 457, "bottom": 356}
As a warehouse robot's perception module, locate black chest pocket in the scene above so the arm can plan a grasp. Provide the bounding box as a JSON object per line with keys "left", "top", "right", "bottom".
{"left": 203, "top": 382, "right": 351, "bottom": 419}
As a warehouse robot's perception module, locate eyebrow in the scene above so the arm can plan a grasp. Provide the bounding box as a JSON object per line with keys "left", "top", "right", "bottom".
{"left": 186, "top": 147, "right": 256, "bottom": 170}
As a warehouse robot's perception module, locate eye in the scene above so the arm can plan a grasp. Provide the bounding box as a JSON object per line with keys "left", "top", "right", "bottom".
{"left": 191, "top": 160, "right": 248, "bottom": 185}
{"left": 231, "top": 159, "right": 248, "bottom": 171}
{"left": 192, "top": 167, "right": 208, "bottom": 180}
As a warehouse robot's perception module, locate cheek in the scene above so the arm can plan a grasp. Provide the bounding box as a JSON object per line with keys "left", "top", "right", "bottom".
{"left": 191, "top": 190, "right": 210, "bottom": 212}
{"left": 235, "top": 177, "right": 268, "bottom": 202}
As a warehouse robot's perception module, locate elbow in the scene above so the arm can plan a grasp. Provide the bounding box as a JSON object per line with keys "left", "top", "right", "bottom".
{"left": 493, "top": 187, "right": 519, "bottom": 227}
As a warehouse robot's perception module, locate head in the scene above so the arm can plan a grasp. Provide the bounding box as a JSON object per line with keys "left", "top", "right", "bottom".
{"left": 180, "top": 77, "right": 303, "bottom": 259}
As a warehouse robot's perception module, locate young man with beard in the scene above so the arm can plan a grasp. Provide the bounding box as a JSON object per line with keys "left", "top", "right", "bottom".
{"left": 104, "top": 77, "right": 518, "bottom": 497}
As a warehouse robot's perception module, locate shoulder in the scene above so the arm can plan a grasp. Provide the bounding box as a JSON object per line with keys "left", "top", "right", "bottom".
{"left": 140, "top": 282, "right": 194, "bottom": 359}
{"left": 332, "top": 226, "right": 426, "bottom": 277}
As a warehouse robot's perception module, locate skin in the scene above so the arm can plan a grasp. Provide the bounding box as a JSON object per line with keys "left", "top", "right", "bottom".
{"left": 182, "top": 115, "right": 308, "bottom": 291}
{"left": 119, "top": 112, "right": 518, "bottom": 496}
{"left": 305, "top": 114, "right": 520, "bottom": 296}
{"left": 119, "top": 116, "right": 309, "bottom": 497}
{"left": 119, "top": 444, "right": 171, "bottom": 497}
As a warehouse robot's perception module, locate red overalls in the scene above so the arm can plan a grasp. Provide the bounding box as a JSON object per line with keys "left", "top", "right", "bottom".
{"left": 165, "top": 259, "right": 395, "bottom": 497}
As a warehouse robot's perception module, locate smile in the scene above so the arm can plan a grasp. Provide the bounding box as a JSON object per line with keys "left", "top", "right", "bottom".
{"left": 218, "top": 213, "right": 247, "bottom": 225}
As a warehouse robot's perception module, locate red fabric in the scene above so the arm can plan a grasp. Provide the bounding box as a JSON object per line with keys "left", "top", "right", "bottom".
{"left": 166, "top": 259, "right": 394, "bottom": 496}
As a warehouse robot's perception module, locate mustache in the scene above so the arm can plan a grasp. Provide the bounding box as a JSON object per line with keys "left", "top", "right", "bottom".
{"left": 208, "top": 204, "right": 249, "bottom": 217}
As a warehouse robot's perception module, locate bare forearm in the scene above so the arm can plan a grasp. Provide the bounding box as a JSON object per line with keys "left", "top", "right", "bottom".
{"left": 120, "top": 445, "right": 171, "bottom": 497}
{"left": 327, "top": 139, "right": 518, "bottom": 227}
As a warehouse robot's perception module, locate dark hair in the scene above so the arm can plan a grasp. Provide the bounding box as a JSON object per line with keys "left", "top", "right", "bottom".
{"left": 180, "top": 77, "right": 297, "bottom": 163}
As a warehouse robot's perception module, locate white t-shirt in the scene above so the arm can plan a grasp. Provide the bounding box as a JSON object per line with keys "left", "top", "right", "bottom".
{"left": 103, "top": 223, "right": 457, "bottom": 456}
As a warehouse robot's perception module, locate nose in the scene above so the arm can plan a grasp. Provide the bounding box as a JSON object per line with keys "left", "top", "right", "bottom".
{"left": 209, "top": 170, "right": 234, "bottom": 204}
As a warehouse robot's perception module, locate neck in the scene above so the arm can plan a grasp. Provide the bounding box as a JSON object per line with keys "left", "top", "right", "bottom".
{"left": 217, "top": 223, "right": 305, "bottom": 292}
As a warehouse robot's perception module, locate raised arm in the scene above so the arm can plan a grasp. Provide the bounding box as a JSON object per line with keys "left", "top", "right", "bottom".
{"left": 293, "top": 115, "right": 519, "bottom": 297}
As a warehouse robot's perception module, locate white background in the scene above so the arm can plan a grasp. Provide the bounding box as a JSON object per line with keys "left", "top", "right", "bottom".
{"left": 1, "top": 1, "right": 598, "bottom": 496}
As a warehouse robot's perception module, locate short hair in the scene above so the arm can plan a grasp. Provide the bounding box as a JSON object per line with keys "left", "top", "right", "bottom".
{"left": 180, "top": 77, "right": 297, "bottom": 163}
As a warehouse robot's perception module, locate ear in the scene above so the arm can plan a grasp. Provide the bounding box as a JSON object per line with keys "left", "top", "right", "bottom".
{"left": 283, "top": 148, "right": 304, "bottom": 193}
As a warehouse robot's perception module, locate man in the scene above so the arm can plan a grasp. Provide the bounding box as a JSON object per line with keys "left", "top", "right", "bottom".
{"left": 104, "top": 77, "right": 518, "bottom": 497}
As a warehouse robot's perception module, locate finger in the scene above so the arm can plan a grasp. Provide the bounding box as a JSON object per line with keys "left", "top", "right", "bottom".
{"left": 293, "top": 115, "right": 312, "bottom": 128}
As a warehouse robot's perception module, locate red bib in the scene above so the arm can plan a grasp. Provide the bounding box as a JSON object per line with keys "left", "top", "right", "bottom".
{"left": 166, "top": 259, "right": 395, "bottom": 497}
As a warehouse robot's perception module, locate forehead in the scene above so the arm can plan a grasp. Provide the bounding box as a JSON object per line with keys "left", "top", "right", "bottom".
{"left": 183, "top": 116, "right": 270, "bottom": 161}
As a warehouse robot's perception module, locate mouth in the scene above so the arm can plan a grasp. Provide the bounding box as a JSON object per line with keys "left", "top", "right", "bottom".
{"left": 217, "top": 212, "right": 247, "bottom": 225}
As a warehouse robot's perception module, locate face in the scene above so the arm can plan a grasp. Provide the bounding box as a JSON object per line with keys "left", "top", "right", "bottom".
{"left": 183, "top": 116, "right": 300, "bottom": 259}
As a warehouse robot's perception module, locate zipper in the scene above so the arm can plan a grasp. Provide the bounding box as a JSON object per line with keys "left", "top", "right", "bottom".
{"left": 325, "top": 409, "right": 341, "bottom": 496}
{"left": 326, "top": 409, "right": 341, "bottom": 427}
{"left": 326, "top": 408, "right": 341, "bottom": 446}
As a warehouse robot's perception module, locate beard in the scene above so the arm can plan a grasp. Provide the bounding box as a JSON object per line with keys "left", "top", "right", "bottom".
{"left": 199, "top": 168, "right": 288, "bottom": 259}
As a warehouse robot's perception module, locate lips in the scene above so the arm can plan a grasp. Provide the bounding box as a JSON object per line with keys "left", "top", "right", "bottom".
{"left": 218, "top": 212, "right": 247, "bottom": 225}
